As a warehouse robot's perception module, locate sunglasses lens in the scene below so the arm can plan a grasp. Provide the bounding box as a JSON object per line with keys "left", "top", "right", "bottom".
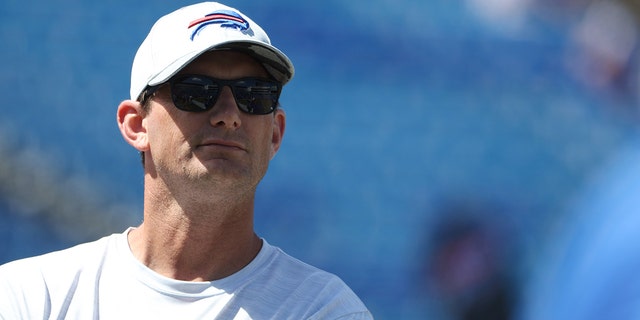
{"left": 233, "top": 79, "right": 280, "bottom": 115}
{"left": 171, "top": 76, "right": 219, "bottom": 112}
{"left": 170, "top": 76, "right": 280, "bottom": 114}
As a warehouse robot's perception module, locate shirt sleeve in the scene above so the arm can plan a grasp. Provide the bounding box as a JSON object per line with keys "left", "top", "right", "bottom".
{"left": 0, "top": 262, "right": 27, "bottom": 319}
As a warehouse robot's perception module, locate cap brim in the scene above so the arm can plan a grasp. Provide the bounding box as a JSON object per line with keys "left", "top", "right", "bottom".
{"left": 147, "top": 40, "right": 294, "bottom": 88}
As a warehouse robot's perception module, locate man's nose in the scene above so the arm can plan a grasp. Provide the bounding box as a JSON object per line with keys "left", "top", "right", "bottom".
{"left": 209, "top": 86, "right": 241, "bottom": 129}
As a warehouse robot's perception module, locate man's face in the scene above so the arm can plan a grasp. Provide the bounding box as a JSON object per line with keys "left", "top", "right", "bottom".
{"left": 143, "top": 50, "right": 285, "bottom": 195}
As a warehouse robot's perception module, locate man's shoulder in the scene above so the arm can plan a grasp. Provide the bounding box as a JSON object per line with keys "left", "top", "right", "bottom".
{"left": 260, "top": 243, "right": 344, "bottom": 288}
{"left": 0, "top": 233, "right": 123, "bottom": 318}
{"left": 250, "top": 242, "right": 373, "bottom": 319}
{"left": 0, "top": 232, "right": 120, "bottom": 281}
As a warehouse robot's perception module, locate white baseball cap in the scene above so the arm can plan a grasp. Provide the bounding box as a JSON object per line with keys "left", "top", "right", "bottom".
{"left": 129, "top": 2, "right": 295, "bottom": 101}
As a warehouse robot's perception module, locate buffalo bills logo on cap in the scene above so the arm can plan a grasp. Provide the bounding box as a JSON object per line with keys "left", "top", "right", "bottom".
{"left": 188, "top": 10, "right": 250, "bottom": 40}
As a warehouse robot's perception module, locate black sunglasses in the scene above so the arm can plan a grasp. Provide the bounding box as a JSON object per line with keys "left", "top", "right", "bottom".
{"left": 141, "top": 74, "right": 282, "bottom": 115}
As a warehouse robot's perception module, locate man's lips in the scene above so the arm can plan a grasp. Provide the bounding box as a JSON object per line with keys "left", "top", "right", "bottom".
{"left": 198, "top": 139, "right": 246, "bottom": 151}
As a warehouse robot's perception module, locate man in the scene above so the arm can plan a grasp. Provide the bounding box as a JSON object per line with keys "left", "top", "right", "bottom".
{"left": 0, "top": 2, "right": 372, "bottom": 319}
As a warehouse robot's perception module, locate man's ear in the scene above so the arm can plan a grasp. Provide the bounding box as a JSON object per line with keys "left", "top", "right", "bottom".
{"left": 270, "top": 109, "right": 286, "bottom": 159}
{"left": 117, "top": 100, "right": 149, "bottom": 152}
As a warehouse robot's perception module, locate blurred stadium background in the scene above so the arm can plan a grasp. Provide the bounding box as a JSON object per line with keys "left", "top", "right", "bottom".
{"left": 2, "top": 0, "right": 640, "bottom": 318}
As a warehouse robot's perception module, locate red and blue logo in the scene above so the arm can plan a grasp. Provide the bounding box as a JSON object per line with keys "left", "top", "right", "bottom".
{"left": 188, "top": 10, "right": 250, "bottom": 40}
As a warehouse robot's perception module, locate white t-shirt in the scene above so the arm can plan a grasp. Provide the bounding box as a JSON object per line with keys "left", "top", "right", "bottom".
{"left": 0, "top": 230, "right": 371, "bottom": 319}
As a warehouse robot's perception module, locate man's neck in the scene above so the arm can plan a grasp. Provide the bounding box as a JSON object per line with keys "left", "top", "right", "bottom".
{"left": 128, "top": 185, "right": 262, "bottom": 281}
